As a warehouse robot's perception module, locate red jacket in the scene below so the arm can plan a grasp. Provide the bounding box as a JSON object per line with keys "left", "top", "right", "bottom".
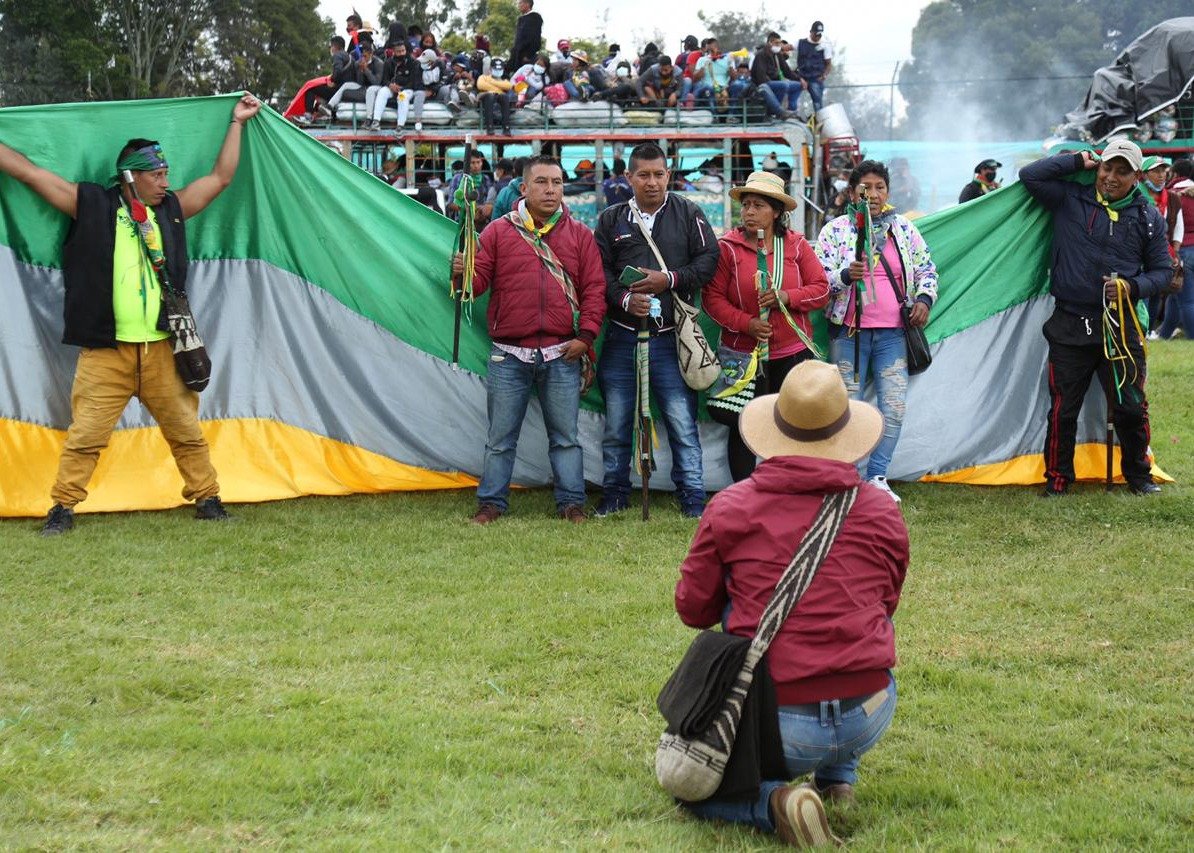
{"left": 473, "top": 208, "right": 607, "bottom": 347}
{"left": 675, "top": 456, "right": 909, "bottom": 703}
{"left": 703, "top": 227, "right": 830, "bottom": 357}
{"left": 1175, "top": 179, "right": 1194, "bottom": 249}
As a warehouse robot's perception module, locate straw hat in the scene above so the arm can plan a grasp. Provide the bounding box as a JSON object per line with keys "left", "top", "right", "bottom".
{"left": 739, "top": 361, "right": 883, "bottom": 463}
{"left": 729, "top": 170, "right": 797, "bottom": 212}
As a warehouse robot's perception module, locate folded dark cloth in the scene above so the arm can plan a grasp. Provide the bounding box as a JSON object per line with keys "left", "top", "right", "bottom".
{"left": 714, "top": 652, "right": 784, "bottom": 801}
{"left": 657, "top": 630, "right": 751, "bottom": 738}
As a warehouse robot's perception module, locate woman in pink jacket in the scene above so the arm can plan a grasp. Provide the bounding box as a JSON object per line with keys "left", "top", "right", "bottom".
{"left": 704, "top": 171, "right": 830, "bottom": 481}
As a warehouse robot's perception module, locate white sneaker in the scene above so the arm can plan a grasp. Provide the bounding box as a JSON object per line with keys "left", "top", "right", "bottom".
{"left": 1147, "top": 330, "right": 1161, "bottom": 340}
{"left": 869, "top": 476, "right": 901, "bottom": 503}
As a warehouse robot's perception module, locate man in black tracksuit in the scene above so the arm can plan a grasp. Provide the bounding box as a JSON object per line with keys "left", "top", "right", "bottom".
{"left": 592, "top": 142, "right": 720, "bottom": 517}
{"left": 1021, "top": 139, "right": 1171, "bottom": 496}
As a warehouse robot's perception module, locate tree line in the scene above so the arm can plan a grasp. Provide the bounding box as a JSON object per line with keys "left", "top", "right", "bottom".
{"left": 0, "top": 0, "right": 329, "bottom": 105}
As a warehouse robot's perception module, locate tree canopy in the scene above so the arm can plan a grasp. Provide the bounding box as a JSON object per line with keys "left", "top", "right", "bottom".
{"left": 696, "top": 9, "right": 789, "bottom": 54}
{"left": 0, "top": 0, "right": 329, "bottom": 105}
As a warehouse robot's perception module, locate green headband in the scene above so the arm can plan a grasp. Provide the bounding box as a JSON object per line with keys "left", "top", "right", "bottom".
{"left": 117, "top": 144, "right": 169, "bottom": 173}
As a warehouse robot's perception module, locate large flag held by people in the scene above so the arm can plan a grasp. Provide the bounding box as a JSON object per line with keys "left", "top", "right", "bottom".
{"left": 0, "top": 94, "right": 1160, "bottom": 516}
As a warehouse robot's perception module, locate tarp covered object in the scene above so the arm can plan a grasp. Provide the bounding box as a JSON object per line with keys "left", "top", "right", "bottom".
{"left": 0, "top": 95, "right": 1166, "bottom": 516}
{"left": 1061, "top": 17, "right": 1194, "bottom": 142}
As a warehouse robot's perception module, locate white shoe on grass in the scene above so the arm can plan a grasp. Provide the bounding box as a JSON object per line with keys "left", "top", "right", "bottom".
{"left": 869, "top": 476, "right": 901, "bottom": 503}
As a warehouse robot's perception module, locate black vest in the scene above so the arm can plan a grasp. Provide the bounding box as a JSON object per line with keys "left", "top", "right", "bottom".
{"left": 60, "top": 183, "right": 189, "bottom": 348}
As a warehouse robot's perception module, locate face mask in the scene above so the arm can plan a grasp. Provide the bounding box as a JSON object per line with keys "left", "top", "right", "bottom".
{"left": 534, "top": 64, "right": 546, "bottom": 74}
{"left": 770, "top": 45, "right": 781, "bottom": 54}
{"left": 493, "top": 68, "right": 505, "bottom": 78}
{"left": 1145, "top": 178, "right": 1164, "bottom": 192}
{"left": 617, "top": 67, "right": 629, "bottom": 78}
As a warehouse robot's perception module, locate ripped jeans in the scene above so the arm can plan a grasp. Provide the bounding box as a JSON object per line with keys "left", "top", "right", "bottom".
{"left": 829, "top": 327, "right": 908, "bottom": 479}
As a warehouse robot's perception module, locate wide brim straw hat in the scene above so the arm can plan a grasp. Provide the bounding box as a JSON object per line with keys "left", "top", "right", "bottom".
{"left": 739, "top": 361, "right": 883, "bottom": 463}
{"left": 729, "top": 170, "right": 798, "bottom": 212}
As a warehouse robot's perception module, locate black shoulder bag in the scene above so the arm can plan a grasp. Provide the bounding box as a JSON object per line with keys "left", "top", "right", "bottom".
{"left": 876, "top": 250, "right": 932, "bottom": 375}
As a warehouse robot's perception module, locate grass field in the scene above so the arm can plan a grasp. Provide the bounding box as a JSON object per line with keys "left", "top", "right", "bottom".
{"left": 3, "top": 342, "right": 1193, "bottom": 849}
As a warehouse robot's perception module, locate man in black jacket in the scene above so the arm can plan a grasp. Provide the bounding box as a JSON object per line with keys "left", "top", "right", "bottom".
{"left": 750, "top": 32, "right": 800, "bottom": 120}
{"left": 0, "top": 94, "right": 261, "bottom": 534}
{"left": 510, "top": 0, "right": 543, "bottom": 68}
{"left": 366, "top": 40, "right": 420, "bottom": 131}
{"left": 295, "top": 36, "right": 352, "bottom": 125}
{"left": 328, "top": 40, "right": 385, "bottom": 121}
{"left": 1021, "top": 139, "right": 1171, "bottom": 496}
{"left": 958, "top": 158, "right": 1001, "bottom": 203}
{"left": 593, "top": 143, "right": 720, "bottom": 517}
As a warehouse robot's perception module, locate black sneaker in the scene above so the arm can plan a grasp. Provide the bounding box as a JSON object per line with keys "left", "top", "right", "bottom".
{"left": 40, "top": 503, "right": 74, "bottom": 536}
{"left": 195, "top": 496, "right": 231, "bottom": 520}
{"left": 1129, "top": 481, "right": 1161, "bottom": 496}
{"left": 680, "top": 502, "right": 705, "bottom": 519}
{"left": 593, "top": 496, "right": 628, "bottom": 517}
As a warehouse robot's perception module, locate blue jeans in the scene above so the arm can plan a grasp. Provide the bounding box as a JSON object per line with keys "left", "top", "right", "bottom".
{"left": 801, "top": 78, "right": 824, "bottom": 111}
{"left": 476, "top": 347, "right": 586, "bottom": 512}
{"left": 691, "top": 81, "right": 715, "bottom": 109}
{"left": 830, "top": 327, "right": 908, "bottom": 479}
{"left": 765, "top": 79, "right": 801, "bottom": 110}
{"left": 598, "top": 325, "right": 704, "bottom": 506}
{"left": 685, "top": 676, "right": 897, "bottom": 832}
{"left": 1159, "top": 245, "right": 1194, "bottom": 339}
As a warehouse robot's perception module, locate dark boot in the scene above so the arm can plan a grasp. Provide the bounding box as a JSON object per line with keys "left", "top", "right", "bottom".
{"left": 40, "top": 503, "right": 74, "bottom": 536}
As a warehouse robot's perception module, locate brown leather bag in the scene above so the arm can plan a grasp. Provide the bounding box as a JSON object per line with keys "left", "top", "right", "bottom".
{"left": 1168, "top": 255, "right": 1185, "bottom": 295}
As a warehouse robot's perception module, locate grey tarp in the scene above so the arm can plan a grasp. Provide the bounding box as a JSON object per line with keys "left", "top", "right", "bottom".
{"left": 1061, "top": 17, "right": 1194, "bottom": 142}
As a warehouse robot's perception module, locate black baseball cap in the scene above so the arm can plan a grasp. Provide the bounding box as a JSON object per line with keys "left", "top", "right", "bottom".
{"left": 811, "top": 21, "right": 824, "bottom": 34}
{"left": 975, "top": 159, "right": 1001, "bottom": 172}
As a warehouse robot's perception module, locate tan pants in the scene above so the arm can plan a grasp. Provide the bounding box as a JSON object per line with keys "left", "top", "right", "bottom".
{"left": 50, "top": 341, "right": 219, "bottom": 508}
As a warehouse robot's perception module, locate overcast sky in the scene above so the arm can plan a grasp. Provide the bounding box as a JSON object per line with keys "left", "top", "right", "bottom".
{"left": 317, "top": 0, "right": 934, "bottom": 86}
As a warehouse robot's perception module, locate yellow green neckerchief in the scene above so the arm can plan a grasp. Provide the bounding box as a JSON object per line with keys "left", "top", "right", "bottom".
{"left": 1095, "top": 185, "right": 1140, "bottom": 223}
{"left": 521, "top": 203, "right": 562, "bottom": 243}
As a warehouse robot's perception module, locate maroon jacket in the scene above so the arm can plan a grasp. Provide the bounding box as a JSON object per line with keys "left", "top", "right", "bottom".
{"left": 472, "top": 207, "right": 606, "bottom": 347}
{"left": 703, "top": 227, "right": 830, "bottom": 357}
{"left": 675, "top": 455, "right": 909, "bottom": 703}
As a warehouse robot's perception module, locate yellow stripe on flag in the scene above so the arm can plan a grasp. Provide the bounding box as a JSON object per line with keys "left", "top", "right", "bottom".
{"left": 0, "top": 417, "right": 478, "bottom": 517}
{"left": 919, "top": 443, "right": 1171, "bottom": 486}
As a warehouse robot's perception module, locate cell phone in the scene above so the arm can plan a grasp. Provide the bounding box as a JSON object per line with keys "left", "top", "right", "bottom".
{"left": 619, "top": 266, "right": 647, "bottom": 286}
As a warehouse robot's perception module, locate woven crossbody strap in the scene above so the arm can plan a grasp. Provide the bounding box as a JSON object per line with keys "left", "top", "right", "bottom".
{"left": 752, "top": 486, "right": 859, "bottom": 653}
{"left": 506, "top": 212, "right": 581, "bottom": 330}
{"left": 696, "top": 486, "right": 859, "bottom": 754}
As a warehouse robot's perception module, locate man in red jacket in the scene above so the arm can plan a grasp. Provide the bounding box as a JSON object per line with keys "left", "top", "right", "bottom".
{"left": 452, "top": 155, "right": 606, "bottom": 523}
{"left": 674, "top": 360, "right": 908, "bottom": 845}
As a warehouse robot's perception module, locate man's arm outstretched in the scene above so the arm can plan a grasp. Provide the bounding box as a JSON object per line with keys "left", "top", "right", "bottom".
{"left": 0, "top": 141, "right": 79, "bottom": 218}
{"left": 176, "top": 93, "right": 262, "bottom": 219}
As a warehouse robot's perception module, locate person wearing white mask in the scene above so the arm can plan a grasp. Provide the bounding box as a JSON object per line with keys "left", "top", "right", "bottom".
{"left": 478, "top": 58, "right": 515, "bottom": 134}
{"left": 512, "top": 53, "right": 549, "bottom": 105}
{"left": 592, "top": 60, "right": 638, "bottom": 108}
{"left": 749, "top": 31, "right": 801, "bottom": 120}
